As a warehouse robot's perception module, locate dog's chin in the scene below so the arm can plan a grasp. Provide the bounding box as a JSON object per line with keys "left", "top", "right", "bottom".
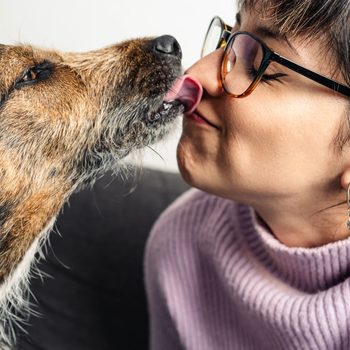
{"left": 142, "top": 99, "right": 184, "bottom": 127}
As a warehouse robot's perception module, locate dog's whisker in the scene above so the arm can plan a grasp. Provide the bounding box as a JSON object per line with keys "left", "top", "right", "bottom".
{"left": 146, "top": 145, "right": 165, "bottom": 163}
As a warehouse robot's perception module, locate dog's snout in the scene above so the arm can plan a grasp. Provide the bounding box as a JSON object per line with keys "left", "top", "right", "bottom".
{"left": 152, "top": 35, "right": 182, "bottom": 59}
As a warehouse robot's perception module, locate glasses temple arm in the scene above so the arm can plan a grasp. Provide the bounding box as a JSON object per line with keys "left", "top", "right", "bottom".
{"left": 271, "top": 52, "right": 350, "bottom": 97}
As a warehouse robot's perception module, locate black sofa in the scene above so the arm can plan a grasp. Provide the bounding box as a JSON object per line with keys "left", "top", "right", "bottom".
{"left": 15, "top": 168, "right": 188, "bottom": 350}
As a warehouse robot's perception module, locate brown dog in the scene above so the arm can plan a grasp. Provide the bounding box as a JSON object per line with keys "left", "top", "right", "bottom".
{"left": 0, "top": 35, "right": 186, "bottom": 348}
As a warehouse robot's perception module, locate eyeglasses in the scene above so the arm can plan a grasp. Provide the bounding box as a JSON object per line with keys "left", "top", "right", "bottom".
{"left": 202, "top": 16, "right": 350, "bottom": 98}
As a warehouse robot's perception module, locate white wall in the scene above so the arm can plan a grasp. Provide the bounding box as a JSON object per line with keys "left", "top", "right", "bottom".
{"left": 0, "top": 0, "right": 235, "bottom": 172}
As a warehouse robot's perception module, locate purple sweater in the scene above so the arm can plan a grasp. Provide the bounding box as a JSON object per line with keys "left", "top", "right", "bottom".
{"left": 145, "top": 189, "right": 350, "bottom": 350}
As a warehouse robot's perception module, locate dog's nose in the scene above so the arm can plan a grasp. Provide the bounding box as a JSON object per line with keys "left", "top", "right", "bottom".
{"left": 152, "top": 35, "right": 182, "bottom": 59}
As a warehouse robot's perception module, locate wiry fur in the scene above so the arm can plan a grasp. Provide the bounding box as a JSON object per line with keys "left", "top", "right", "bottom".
{"left": 0, "top": 36, "right": 183, "bottom": 348}
{"left": 0, "top": 218, "right": 54, "bottom": 349}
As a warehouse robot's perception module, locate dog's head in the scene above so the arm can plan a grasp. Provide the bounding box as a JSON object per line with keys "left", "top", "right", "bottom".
{"left": 0, "top": 36, "right": 185, "bottom": 181}
{"left": 0, "top": 36, "right": 199, "bottom": 284}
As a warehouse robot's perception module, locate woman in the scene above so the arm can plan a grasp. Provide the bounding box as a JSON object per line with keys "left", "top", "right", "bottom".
{"left": 145, "top": 0, "right": 350, "bottom": 348}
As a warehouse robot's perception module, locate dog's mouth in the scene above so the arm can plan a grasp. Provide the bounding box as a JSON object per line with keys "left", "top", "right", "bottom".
{"left": 143, "top": 75, "right": 203, "bottom": 127}
{"left": 143, "top": 99, "right": 185, "bottom": 126}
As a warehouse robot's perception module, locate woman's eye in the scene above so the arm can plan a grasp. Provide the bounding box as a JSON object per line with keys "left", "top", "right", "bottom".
{"left": 261, "top": 72, "right": 287, "bottom": 83}
{"left": 247, "top": 66, "right": 287, "bottom": 83}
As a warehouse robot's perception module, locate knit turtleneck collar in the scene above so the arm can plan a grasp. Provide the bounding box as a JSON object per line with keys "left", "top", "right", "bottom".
{"left": 238, "top": 204, "right": 350, "bottom": 293}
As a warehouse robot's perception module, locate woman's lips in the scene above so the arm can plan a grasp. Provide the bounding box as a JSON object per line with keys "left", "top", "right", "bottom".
{"left": 186, "top": 110, "right": 220, "bottom": 129}
{"left": 186, "top": 111, "right": 207, "bottom": 125}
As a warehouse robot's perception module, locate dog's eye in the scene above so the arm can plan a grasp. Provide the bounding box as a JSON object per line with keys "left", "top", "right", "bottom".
{"left": 15, "top": 61, "right": 53, "bottom": 88}
{"left": 21, "top": 69, "right": 38, "bottom": 83}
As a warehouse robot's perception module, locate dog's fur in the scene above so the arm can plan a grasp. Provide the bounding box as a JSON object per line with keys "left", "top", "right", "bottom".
{"left": 0, "top": 37, "right": 182, "bottom": 348}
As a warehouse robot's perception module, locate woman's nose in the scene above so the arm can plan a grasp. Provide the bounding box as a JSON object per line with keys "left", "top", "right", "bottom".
{"left": 185, "top": 49, "right": 225, "bottom": 97}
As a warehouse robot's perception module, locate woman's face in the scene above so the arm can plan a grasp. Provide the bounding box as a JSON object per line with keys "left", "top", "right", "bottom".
{"left": 177, "top": 8, "right": 349, "bottom": 206}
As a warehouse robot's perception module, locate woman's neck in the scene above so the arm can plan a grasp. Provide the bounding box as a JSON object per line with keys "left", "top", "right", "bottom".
{"left": 253, "top": 193, "right": 349, "bottom": 248}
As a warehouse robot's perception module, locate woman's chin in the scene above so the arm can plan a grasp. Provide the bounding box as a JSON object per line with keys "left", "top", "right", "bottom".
{"left": 176, "top": 141, "right": 196, "bottom": 187}
{"left": 176, "top": 140, "right": 222, "bottom": 196}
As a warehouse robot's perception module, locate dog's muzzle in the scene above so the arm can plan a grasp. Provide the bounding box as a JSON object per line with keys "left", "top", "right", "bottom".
{"left": 141, "top": 35, "right": 184, "bottom": 126}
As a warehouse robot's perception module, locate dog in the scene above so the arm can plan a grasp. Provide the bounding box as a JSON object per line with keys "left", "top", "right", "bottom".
{"left": 0, "top": 34, "right": 201, "bottom": 349}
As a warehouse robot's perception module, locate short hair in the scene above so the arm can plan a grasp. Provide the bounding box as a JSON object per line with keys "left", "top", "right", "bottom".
{"left": 238, "top": 0, "right": 350, "bottom": 86}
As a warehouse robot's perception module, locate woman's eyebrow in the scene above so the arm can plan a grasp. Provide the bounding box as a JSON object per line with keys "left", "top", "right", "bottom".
{"left": 255, "top": 24, "right": 299, "bottom": 55}
{"left": 255, "top": 25, "right": 282, "bottom": 40}
{"left": 237, "top": 12, "right": 282, "bottom": 41}
{"left": 237, "top": 11, "right": 298, "bottom": 55}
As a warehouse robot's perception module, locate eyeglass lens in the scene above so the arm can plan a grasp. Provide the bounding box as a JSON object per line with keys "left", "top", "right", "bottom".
{"left": 222, "top": 34, "right": 264, "bottom": 96}
{"left": 202, "top": 17, "right": 224, "bottom": 58}
{"left": 203, "top": 18, "right": 265, "bottom": 96}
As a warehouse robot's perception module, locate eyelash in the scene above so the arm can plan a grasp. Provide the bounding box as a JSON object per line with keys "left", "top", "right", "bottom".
{"left": 247, "top": 66, "right": 287, "bottom": 84}
{"left": 15, "top": 61, "right": 53, "bottom": 89}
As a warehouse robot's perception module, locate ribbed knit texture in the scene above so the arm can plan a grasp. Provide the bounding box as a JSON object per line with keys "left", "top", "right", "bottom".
{"left": 145, "top": 189, "right": 350, "bottom": 350}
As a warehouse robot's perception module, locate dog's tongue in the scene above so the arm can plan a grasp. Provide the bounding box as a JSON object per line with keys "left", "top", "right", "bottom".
{"left": 164, "top": 75, "right": 203, "bottom": 114}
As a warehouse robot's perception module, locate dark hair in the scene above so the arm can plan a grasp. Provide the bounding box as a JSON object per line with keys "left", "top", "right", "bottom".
{"left": 238, "top": 0, "right": 350, "bottom": 86}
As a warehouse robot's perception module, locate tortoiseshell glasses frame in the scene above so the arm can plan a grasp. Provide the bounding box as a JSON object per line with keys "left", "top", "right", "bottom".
{"left": 202, "top": 16, "right": 350, "bottom": 98}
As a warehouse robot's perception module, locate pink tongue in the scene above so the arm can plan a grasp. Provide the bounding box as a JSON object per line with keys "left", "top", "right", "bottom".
{"left": 164, "top": 75, "right": 203, "bottom": 114}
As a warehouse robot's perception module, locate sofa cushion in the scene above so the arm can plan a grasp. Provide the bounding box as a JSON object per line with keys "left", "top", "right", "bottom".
{"left": 16, "top": 168, "right": 188, "bottom": 350}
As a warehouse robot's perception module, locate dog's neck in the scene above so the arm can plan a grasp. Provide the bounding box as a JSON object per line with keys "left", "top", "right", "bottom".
{"left": 0, "top": 186, "right": 70, "bottom": 282}
{"left": 0, "top": 215, "right": 56, "bottom": 348}
{"left": 0, "top": 171, "right": 78, "bottom": 348}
